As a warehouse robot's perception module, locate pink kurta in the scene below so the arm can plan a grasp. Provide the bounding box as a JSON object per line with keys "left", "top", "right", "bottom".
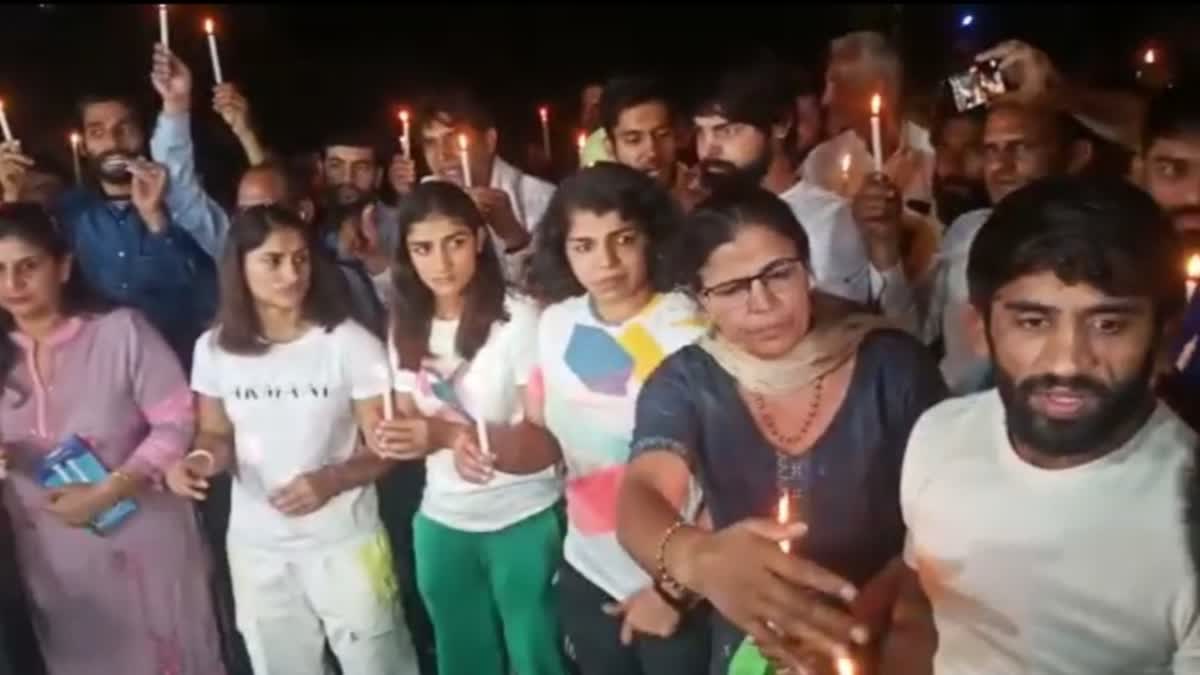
{"left": 0, "top": 309, "right": 224, "bottom": 675}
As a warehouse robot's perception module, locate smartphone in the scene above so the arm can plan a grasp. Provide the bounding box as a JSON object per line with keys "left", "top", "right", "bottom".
{"left": 948, "top": 60, "right": 1008, "bottom": 112}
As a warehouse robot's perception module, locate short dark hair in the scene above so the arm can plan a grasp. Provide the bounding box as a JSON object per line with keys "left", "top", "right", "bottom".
{"left": 76, "top": 91, "right": 144, "bottom": 129}
{"left": 599, "top": 77, "right": 674, "bottom": 137}
{"left": 321, "top": 129, "right": 381, "bottom": 161}
{"left": 669, "top": 186, "right": 812, "bottom": 292}
{"left": 967, "top": 175, "right": 1184, "bottom": 320}
{"left": 417, "top": 88, "right": 496, "bottom": 135}
{"left": 390, "top": 182, "right": 508, "bottom": 369}
{"left": 694, "top": 62, "right": 793, "bottom": 135}
{"left": 1144, "top": 82, "right": 1200, "bottom": 150}
{"left": 216, "top": 205, "right": 351, "bottom": 355}
{"left": 526, "top": 163, "right": 681, "bottom": 304}
{"left": 242, "top": 160, "right": 312, "bottom": 209}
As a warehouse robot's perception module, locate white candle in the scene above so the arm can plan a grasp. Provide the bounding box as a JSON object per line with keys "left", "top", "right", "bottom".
{"left": 398, "top": 109, "right": 412, "bottom": 160}
{"left": 1187, "top": 254, "right": 1200, "bottom": 302}
{"left": 69, "top": 133, "right": 81, "bottom": 184}
{"left": 577, "top": 131, "right": 587, "bottom": 169}
{"left": 1177, "top": 336, "right": 1198, "bottom": 372}
{"left": 869, "top": 93, "right": 883, "bottom": 172}
{"left": 475, "top": 413, "right": 491, "bottom": 458}
{"left": 158, "top": 4, "right": 169, "bottom": 49}
{"left": 840, "top": 153, "right": 852, "bottom": 194}
{"left": 539, "top": 106, "right": 551, "bottom": 160}
{"left": 204, "top": 19, "right": 224, "bottom": 84}
{"left": 777, "top": 493, "right": 790, "bottom": 554}
{"left": 0, "top": 100, "right": 12, "bottom": 143}
{"left": 458, "top": 133, "right": 472, "bottom": 188}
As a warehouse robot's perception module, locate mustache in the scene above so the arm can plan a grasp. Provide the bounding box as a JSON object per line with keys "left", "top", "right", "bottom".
{"left": 1017, "top": 373, "right": 1110, "bottom": 399}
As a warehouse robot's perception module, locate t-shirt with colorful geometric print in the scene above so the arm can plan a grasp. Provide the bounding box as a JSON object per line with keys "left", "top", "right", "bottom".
{"left": 530, "top": 292, "right": 706, "bottom": 601}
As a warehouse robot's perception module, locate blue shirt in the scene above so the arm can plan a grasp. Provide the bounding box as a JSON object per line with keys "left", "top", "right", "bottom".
{"left": 54, "top": 189, "right": 217, "bottom": 363}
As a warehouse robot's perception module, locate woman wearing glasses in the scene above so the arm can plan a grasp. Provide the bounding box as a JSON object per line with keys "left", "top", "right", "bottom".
{"left": 615, "top": 187, "right": 946, "bottom": 675}
{"left": 0, "top": 203, "right": 224, "bottom": 674}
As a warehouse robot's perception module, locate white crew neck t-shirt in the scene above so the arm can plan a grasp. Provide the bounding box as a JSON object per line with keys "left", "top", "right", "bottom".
{"left": 902, "top": 391, "right": 1200, "bottom": 674}
{"left": 191, "top": 320, "right": 390, "bottom": 551}
{"left": 390, "top": 295, "right": 562, "bottom": 532}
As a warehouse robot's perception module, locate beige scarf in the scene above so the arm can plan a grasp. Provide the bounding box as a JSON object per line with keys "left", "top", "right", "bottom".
{"left": 699, "top": 295, "right": 895, "bottom": 395}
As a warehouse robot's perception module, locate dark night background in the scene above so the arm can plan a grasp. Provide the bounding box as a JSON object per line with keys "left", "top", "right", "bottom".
{"left": 2, "top": 3, "right": 1200, "bottom": 197}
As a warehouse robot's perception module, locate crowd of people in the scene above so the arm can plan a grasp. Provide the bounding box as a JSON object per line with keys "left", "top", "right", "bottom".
{"left": 0, "top": 21, "right": 1198, "bottom": 675}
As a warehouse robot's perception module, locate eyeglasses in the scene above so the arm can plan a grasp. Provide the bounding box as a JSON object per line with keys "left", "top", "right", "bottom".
{"left": 699, "top": 257, "right": 807, "bottom": 308}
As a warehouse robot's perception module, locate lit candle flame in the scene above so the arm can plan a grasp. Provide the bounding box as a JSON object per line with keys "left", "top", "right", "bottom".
{"left": 870, "top": 93, "right": 882, "bottom": 116}
{"left": 1145, "top": 49, "right": 1157, "bottom": 65}
{"left": 836, "top": 655, "right": 856, "bottom": 675}
{"left": 539, "top": 106, "right": 549, "bottom": 122}
{"left": 577, "top": 131, "right": 587, "bottom": 150}
{"left": 777, "top": 493, "right": 790, "bottom": 554}
{"left": 69, "top": 132, "right": 80, "bottom": 146}
{"left": 1187, "top": 254, "right": 1200, "bottom": 280}
{"left": 204, "top": 18, "right": 214, "bottom": 35}
{"left": 398, "top": 109, "right": 409, "bottom": 123}
{"left": 840, "top": 153, "right": 852, "bottom": 174}
{"left": 457, "top": 133, "right": 469, "bottom": 152}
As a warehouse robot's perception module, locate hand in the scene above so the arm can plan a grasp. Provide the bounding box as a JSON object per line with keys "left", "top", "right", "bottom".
{"left": 128, "top": 159, "right": 169, "bottom": 233}
{"left": 213, "top": 83, "right": 252, "bottom": 136}
{"left": 44, "top": 483, "right": 115, "bottom": 528}
{"left": 450, "top": 425, "right": 494, "bottom": 484}
{"left": 468, "top": 187, "right": 525, "bottom": 243}
{"left": 0, "top": 140, "right": 34, "bottom": 203}
{"left": 166, "top": 450, "right": 216, "bottom": 501}
{"left": 150, "top": 43, "right": 192, "bottom": 115}
{"left": 850, "top": 172, "right": 903, "bottom": 270}
{"left": 388, "top": 155, "right": 417, "bottom": 196}
{"left": 374, "top": 417, "right": 437, "bottom": 461}
{"left": 976, "top": 40, "right": 1061, "bottom": 105}
{"left": 677, "top": 518, "right": 867, "bottom": 663}
{"left": 603, "top": 586, "right": 682, "bottom": 646}
{"left": 268, "top": 469, "right": 336, "bottom": 517}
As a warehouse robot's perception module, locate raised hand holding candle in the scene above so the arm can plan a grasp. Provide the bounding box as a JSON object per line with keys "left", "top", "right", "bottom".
{"left": 69, "top": 133, "right": 81, "bottom": 184}
{"left": 398, "top": 109, "right": 412, "bottom": 159}
{"left": 577, "top": 131, "right": 588, "bottom": 169}
{"left": 869, "top": 94, "right": 883, "bottom": 172}
{"left": 539, "top": 106, "right": 552, "bottom": 160}
{"left": 158, "top": 4, "right": 169, "bottom": 49}
{"left": 0, "top": 99, "right": 13, "bottom": 143}
{"left": 204, "top": 19, "right": 224, "bottom": 84}
{"left": 458, "top": 133, "right": 472, "bottom": 188}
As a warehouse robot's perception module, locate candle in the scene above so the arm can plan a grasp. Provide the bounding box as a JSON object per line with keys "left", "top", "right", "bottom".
{"left": 840, "top": 153, "right": 852, "bottom": 194}
{"left": 777, "top": 492, "right": 791, "bottom": 554}
{"left": 869, "top": 93, "right": 883, "bottom": 172}
{"left": 69, "top": 132, "right": 81, "bottom": 184}
{"left": 1145, "top": 48, "right": 1157, "bottom": 65}
{"left": 398, "top": 109, "right": 412, "bottom": 160}
{"left": 577, "top": 131, "right": 588, "bottom": 169}
{"left": 0, "top": 99, "right": 12, "bottom": 143}
{"left": 475, "top": 413, "right": 491, "bottom": 459}
{"left": 836, "top": 655, "right": 856, "bottom": 675}
{"left": 458, "top": 133, "right": 472, "bottom": 188}
{"left": 539, "top": 106, "right": 551, "bottom": 160}
{"left": 204, "top": 19, "right": 224, "bottom": 84}
{"left": 158, "top": 4, "right": 169, "bottom": 49}
{"left": 1187, "top": 254, "right": 1200, "bottom": 302}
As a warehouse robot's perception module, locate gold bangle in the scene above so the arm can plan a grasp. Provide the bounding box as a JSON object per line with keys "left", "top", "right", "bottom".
{"left": 186, "top": 449, "right": 216, "bottom": 473}
{"left": 655, "top": 520, "right": 690, "bottom": 593}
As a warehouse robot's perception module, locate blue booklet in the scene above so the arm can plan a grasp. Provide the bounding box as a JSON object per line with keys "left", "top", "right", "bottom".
{"left": 37, "top": 435, "right": 137, "bottom": 534}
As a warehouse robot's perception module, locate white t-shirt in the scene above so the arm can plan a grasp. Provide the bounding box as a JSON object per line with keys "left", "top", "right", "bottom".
{"left": 902, "top": 391, "right": 1200, "bottom": 674}
{"left": 390, "top": 295, "right": 561, "bottom": 532}
{"left": 191, "top": 320, "right": 389, "bottom": 551}
{"left": 535, "top": 292, "right": 705, "bottom": 601}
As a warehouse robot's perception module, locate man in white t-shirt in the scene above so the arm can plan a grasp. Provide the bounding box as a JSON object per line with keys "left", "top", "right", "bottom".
{"left": 691, "top": 61, "right": 921, "bottom": 333}
{"left": 881, "top": 176, "right": 1200, "bottom": 674}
